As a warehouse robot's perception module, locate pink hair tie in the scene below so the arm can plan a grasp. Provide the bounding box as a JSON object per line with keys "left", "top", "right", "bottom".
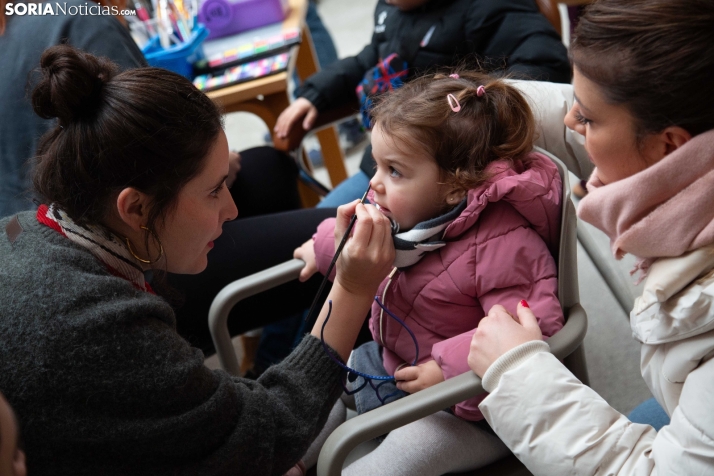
{"left": 447, "top": 94, "right": 461, "bottom": 112}
{"left": 476, "top": 85, "right": 486, "bottom": 97}
{"left": 449, "top": 73, "right": 459, "bottom": 79}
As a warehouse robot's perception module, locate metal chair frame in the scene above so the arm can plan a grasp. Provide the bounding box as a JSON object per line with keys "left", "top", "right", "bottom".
{"left": 208, "top": 149, "right": 589, "bottom": 475}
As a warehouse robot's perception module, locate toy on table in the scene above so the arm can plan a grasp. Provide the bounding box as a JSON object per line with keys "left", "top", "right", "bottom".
{"left": 195, "top": 25, "right": 300, "bottom": 73}
{"left": 198, "top": 0, "right": 288, "bottom": 41}
{"left": 192, "top": 52, "right": 289, "bottom": 91}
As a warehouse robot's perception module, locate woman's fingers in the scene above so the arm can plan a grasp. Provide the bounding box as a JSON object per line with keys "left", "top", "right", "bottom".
{"left": 349, "top": 204, "right": 374, "bottom": 250}
{"left": 334, "top": 203, "right": 393, "bottom": 296}
{"left": 517, "top": 300, "right": 540, "bottom": 331}
{"left": 334, "top": 200, "right": 360, "bottom": 239}
{"left": 468, "top": 301, "right": 544, "bottom": 377}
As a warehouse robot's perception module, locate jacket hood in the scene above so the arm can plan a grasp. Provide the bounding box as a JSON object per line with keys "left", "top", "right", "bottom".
{"left": 631, "top": 244, "right": 714, "bottom": 344}
{"left": 444, "top": 151, "right": 562, "bottom": 255}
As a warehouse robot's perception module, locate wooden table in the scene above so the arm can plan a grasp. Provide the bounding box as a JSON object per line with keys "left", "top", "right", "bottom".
{"left": 206, "top": 0, "right": 348, "bottom": 206}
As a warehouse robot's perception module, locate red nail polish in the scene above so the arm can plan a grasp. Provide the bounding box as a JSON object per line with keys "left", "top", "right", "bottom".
{"left": 520, "top": 300, "right": 529, "bottom": 308}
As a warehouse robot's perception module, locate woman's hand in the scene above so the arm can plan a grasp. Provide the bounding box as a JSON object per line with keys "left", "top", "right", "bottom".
{"left": 274, "top": 98, "right": 318, "bottom": 139}
{"left": 468, "top": 301, "right": 543, "bottom": 377}
{"left": 395, "top": 360, "right": 445, "bottom": 393}
{"left": 310, "top": 201, "right": 394, "bottom": 360}
{"left": 333, "top": 200, "right": 395, "bottom": 297}
{"left": 293, "top": 238, "right": 318, "bottom": 282}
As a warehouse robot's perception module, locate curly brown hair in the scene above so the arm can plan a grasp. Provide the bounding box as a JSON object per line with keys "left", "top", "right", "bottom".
{"left": 370, "top": 70, "right": 535, "bottom": 192}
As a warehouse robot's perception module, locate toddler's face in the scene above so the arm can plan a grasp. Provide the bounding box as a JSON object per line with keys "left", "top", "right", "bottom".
{"left": 369, "top": 124, "right": 450, "bottom": 231}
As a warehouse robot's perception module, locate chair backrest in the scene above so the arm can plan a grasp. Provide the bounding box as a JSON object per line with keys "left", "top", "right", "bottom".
{"left": 535, "top": 147, "right": 580, "bottom": 310}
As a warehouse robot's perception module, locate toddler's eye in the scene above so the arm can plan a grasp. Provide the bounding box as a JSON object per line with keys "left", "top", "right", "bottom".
{"left": 389, "top": 166, "right": 401, "bottom": 178}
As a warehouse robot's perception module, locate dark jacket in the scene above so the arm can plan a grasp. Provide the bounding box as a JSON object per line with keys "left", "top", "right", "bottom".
{"left": 0, "top": 211, "right": 343, "bottom": 476}
{"left": 298, "top": 0, "right": 571, "bottom": 112}
{"left": 0, "top": 1, "right": 146, "bottom": 218}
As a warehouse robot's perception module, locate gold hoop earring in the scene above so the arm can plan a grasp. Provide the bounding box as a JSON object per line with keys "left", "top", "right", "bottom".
{"left": 125, "top": 226, "right": 164, "bottom": 264}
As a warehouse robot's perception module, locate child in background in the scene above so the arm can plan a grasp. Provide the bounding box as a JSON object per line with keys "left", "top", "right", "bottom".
{"left": 294, "top": 71, "right": 565, "bottom": 475}
{"left": 275, "top": 0, "right": 570, "bottom": 208}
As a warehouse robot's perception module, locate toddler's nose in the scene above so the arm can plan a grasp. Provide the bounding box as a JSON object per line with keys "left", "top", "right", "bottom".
{"left": 369, "top": 177, "right": 384, "bottom": 194}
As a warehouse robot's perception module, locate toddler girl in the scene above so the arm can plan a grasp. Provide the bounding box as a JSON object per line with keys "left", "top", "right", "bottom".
{"left": 295, "top": 71, "right": 564, "bottom": 475}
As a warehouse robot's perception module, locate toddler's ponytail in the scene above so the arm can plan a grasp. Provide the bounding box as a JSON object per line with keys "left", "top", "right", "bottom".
{"left": 371, "top": 70, "right": 535, "bottom": 191}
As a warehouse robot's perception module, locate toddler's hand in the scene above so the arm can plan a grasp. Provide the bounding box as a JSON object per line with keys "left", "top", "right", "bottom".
{"left": 468, "top": 301, "right": 543, "bottom": 377}
{"left": 293, "top": 238, "right": 318, "bottom": 282}
{"left": 395, "top": 360, "right": 444, "bottom": 393}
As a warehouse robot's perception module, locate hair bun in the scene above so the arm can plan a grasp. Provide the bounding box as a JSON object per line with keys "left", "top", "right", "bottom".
{"left": 31, "top": 44, "right": 118, "bottom": 124}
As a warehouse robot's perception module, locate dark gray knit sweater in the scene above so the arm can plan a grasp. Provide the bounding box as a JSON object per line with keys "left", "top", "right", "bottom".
{"left": 0, "top": 211, "right": 344, "bottom": 475}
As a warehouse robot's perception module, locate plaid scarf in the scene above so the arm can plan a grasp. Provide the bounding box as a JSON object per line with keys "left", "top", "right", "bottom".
{"left": 391, "top": 199, "right": 467, "bottom": 269}
{"left": 36, "top": 204, "right": 153, "bottom": 293}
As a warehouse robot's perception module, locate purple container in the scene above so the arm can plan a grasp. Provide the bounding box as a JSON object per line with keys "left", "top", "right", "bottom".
{"left": 199, "top": 0, "right": 288, "bottom": 40}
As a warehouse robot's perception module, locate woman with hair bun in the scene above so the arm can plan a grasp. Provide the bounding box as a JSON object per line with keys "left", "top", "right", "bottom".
{"left": 0, "top": 44, "right": 395, "bottom": 476}
{"left": 0, "top": 0, "right": 145, "bottom": 217}
{"left": 0, "top": 0, "right": 324, "bottom": 356}
{"left": 468, "top": 0, "right": 714, "bottom": 473}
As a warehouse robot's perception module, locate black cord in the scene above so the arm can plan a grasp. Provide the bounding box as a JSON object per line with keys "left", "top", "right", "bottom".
{"left": 302, "top": 185, "right": 372, "bottom": 328}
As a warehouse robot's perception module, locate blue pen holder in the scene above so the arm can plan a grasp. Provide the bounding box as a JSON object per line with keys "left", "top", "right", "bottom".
{"left": 142, "top": 25, "right": 209, "bottom": 79}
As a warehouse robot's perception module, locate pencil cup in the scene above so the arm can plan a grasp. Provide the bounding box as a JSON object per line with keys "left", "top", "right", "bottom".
{"left": 142, "top": 24, "right": 209, "bottom": 78}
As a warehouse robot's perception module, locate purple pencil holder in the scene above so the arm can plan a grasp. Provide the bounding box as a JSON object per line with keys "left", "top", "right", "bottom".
{"left": 199, "top": 0, "right": 288, "bottom": 41}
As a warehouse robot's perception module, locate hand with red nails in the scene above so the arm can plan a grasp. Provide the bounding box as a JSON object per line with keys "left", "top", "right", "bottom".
{"left": 467, "top": 300, "right": 543, "bottom": 378}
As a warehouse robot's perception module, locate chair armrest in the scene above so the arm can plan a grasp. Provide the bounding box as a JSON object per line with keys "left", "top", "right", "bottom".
{"left": 208, "top": 258, "right": 305, "bottom": 375}
{"left": 273, "top": 100, "right": 360, "bottom": 152}
{"left": 546, "top": 303, "right": 587, "bottom": 359}
{"left": 317, "top": 372, "right": 484, "bottom": 476}
{"left": 316, "top": 303, "right": 587, "bottom": 476}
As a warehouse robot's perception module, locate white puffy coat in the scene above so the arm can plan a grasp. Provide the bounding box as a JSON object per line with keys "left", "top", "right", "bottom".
{"left": 476, "top": 80, "right": 714, "bottom": 475}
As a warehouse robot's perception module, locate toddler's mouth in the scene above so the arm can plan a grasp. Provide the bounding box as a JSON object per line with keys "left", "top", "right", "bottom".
{"left": 375, "top": 202, "right": 391, "bottom": 215}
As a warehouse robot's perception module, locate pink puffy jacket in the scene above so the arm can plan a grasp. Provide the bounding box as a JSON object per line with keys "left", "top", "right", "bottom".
{"left": 313, "top": 152, "right": 564, "bottom": 420}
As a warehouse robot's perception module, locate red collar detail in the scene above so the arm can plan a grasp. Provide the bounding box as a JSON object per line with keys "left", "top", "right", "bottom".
{"left": 105, "top": 264, "right": 157, "bottom": 295}
{"left": 36, "top": 204, "right": 65, "bottom": 236}
{"left": 36, "top": 204, "right": 155, "bottom": 295}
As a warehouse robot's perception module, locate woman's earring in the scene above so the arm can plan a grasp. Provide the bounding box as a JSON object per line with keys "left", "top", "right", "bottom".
{"left": 125, "top": 226, "right": 164, "bottom": 264}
